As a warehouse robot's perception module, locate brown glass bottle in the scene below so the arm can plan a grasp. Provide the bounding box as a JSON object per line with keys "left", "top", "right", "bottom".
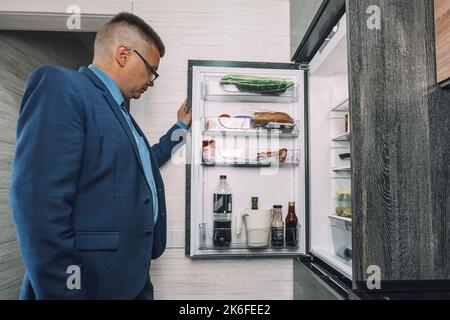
{"left": 285, "top": 202, "right": 298, "bottom": 246}
{"left": 271, "top": 205, "right": 284, "bottom": 246}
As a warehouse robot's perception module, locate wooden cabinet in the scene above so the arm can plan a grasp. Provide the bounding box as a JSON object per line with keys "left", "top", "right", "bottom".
{"left": 435, "top": 0, "right": 450, "bottom": 86}
{"left": 348, "top": 0, "right": 450, "bottom": 289}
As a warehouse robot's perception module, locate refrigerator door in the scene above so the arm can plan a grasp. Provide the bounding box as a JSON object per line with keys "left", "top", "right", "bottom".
{"left": 186, "top": 60, "right": 306, "bottom": 258}
{"left": 294, "top": 257, "right": 349, "bottom": 300}
{"left": 306, "top": 14, "right": 353, "bottom": 280}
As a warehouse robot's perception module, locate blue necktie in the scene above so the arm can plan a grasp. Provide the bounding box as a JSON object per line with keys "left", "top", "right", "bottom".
{"left": 120, "top": 104, "right": 158, "bottom": 225}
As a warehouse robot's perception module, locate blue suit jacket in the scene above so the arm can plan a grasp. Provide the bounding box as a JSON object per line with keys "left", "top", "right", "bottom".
{"left": 9, "top": 66, "right": 187, "bottom": 299}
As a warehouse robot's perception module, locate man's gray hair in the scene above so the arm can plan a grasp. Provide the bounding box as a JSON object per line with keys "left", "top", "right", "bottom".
{"left": 94, "top": 12, "right": 165, "bottom": 59}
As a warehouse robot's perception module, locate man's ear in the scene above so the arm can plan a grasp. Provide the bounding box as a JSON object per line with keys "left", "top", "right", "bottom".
{"left": 115, "top": 46, "right": 129, "bottom": 68}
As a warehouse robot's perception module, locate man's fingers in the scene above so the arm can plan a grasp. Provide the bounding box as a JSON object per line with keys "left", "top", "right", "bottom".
{"left": 182, "top": 98, "right": 190, "bottom": 112}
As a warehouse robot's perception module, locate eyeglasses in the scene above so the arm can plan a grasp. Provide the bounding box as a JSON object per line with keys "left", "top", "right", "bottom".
{"left": 128, "top": 48, "right": 159, "bottom": 81}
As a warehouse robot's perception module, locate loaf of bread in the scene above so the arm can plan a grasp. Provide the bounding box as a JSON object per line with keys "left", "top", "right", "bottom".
{"left": 253, "top": 112, "right": 294, "bottom": 126}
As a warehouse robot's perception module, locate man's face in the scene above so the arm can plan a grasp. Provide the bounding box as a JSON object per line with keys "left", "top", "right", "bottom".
{"left": 121, "top": 44, "right": 160, "bottom": 100}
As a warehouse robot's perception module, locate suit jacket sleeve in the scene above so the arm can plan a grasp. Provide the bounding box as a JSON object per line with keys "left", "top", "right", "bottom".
{"left": 9, "top": 67, "right": 87, "bottom": 299}
{"left": 150, "top": 123, "right": 188, "bottom": 168}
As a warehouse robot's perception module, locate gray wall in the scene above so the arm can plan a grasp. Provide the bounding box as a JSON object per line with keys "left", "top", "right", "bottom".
{"left": 348, "top": 0, "right": 450, "bottom": 284}
{"left": 0, "top": 30, "right": 93, "bottom": 299}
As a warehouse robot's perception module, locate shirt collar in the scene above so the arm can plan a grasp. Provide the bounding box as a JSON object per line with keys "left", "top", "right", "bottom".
{"left": 88, "top": 64, "right": 125, "bottom": 107}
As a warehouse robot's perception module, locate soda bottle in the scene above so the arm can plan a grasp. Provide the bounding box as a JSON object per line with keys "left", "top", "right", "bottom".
{"left": 213, "top": 175, "right": 232, "bottom": 247}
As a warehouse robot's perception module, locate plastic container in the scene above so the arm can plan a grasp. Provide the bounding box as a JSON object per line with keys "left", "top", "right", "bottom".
{"left": 329, "top": 216, "right": 352, "bottom": 260}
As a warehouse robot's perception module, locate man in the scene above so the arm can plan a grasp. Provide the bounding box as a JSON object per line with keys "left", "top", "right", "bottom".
{"left": 9, "top": 12, "right": 191, "bottom": 299}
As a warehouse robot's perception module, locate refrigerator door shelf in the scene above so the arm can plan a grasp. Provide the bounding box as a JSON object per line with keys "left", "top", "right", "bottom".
{"left": 201, "top": 148, "right": 300, "bottom": 167}
{"left": 202, "top": 162, "right": 272, "bottom": 168}
{"left": 203, "top": 117, "right": 300, "bottom": 138}
{"left": 201, "top": 161, "right": 299, "bottom": 168}
{"left": 198, "top": 223, "right": 301, "bottom": 251}
{"left": 199, "top": 244, "right": 301, "bottom": 251}
{"left": 201, "top": 80, "right": 299, "bottom": 103}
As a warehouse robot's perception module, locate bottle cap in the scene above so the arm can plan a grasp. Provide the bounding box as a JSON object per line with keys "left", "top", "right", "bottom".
{"left": 273, "top": 205, "right": 282, "bottom": 209}
{"left": 220, "top": 175, "right": 227, "bottom": 180}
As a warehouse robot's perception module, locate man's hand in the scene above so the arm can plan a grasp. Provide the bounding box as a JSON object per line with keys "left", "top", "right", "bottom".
{"left": 177, "top": 98, "right": 192, "bottom": 127}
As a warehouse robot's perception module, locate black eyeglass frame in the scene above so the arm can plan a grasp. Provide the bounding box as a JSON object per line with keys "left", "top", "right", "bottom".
{"left": 128, "top": 48, "right": 159, "bottom": 81}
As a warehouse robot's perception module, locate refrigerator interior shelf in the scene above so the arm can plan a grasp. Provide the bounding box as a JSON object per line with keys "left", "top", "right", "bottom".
{"left": 329, "top": 215, "right": 351, "bottom": 223}
{"left": 330, "top": 98, "right": 349, "bottom": 112}
{"left": 201, "top": 81, "right": 299, "bottom": 103}
{"left": 331, "top": 132, "right": 351, "bottom": 141}
{"left": 331, "top": 166, "right": 351, "bottom": 172}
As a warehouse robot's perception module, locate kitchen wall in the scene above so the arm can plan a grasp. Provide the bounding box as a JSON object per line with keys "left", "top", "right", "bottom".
{"left": 131, "top": 0, "right": 294, "bottom": 299}
{"left": 0, "top": 31, "right": 93, "bottom": 299}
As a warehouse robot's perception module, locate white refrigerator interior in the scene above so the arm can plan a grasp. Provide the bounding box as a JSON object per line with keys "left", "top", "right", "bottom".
{"left": 188, "top": 64, "right": 306, "bottom": 257}
{"left": 308, "top": 14, "right": 353, "bottom": 279}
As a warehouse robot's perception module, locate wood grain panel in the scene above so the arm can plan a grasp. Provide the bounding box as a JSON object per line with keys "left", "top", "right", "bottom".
{"left": 348, "top": 0, "right": 450, "bottom": 287}
{"left": 0, "top": 30, "right": 92, "bottom": 299}
{"left": 435, "top": 0, "right": 450, "bottom": 84}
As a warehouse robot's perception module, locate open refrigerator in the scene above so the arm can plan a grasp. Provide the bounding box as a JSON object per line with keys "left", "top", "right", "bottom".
{"left": 186, "top": 14, "right": 352, "bottom": 284}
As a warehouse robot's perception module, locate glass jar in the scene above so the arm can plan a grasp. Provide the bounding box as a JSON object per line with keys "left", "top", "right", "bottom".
{"left": 336, "top": 191, "right": 352, "bottom": 218}
{"left": 202, "top": 140, "right": 216, "bottom": 164}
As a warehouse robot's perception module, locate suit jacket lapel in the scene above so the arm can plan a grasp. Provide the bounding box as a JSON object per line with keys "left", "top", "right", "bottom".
{"left": 78, "top": 66, "right": 148, "bottom": 184}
